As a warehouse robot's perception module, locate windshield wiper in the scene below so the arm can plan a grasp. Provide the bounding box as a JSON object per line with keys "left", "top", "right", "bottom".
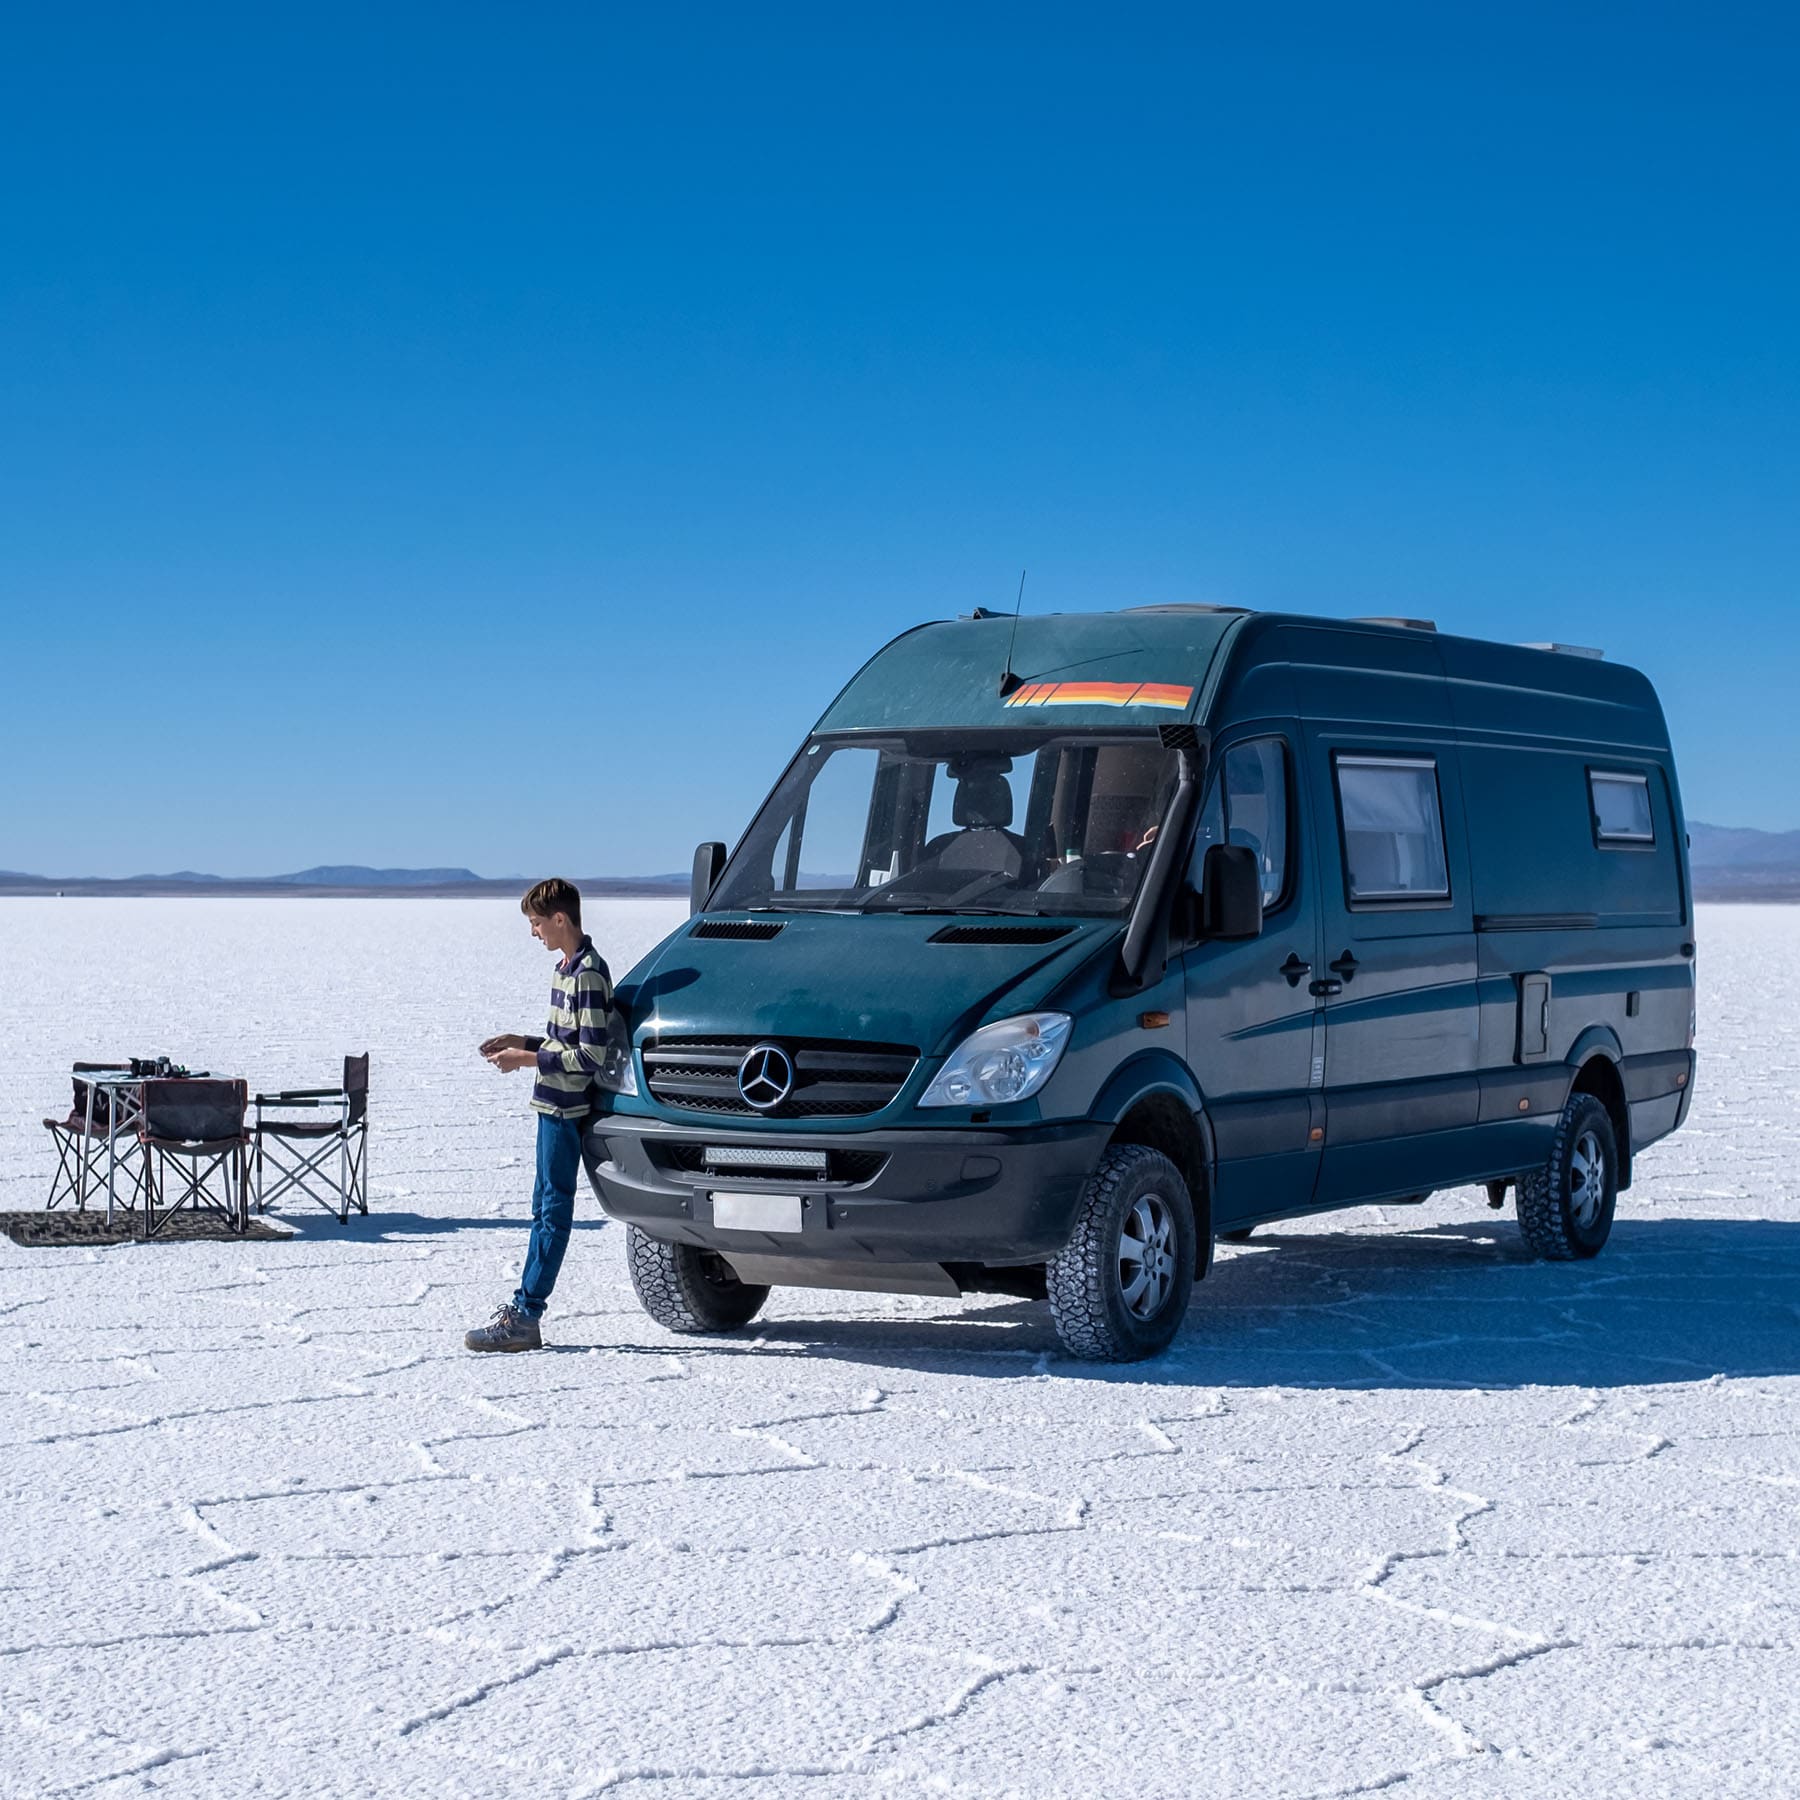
{"left": 860, "top": 869, "right": 1022, "bottom": 913}
{"left": 857, "top": 903, "right": 1025, "bottom": 916}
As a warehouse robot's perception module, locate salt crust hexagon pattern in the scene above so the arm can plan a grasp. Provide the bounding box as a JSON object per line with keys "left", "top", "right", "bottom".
{"left": 1, "top": 898, "right": 1796, "bottom": 1797}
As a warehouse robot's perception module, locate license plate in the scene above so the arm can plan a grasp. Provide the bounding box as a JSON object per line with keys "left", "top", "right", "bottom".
{"left": 711, "top": 1191, "right": 804, "bottom": 1233}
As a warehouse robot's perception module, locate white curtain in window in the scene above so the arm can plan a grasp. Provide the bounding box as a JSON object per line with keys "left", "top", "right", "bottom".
{"left": 1591, "top": 773, "right": 1653, "bottom": 841}
{"left": 1338, "top": 760, "right": 1447, "bottom": 897}
{"left": 1338, "top": 762, "right": 1437, "bottom": 834}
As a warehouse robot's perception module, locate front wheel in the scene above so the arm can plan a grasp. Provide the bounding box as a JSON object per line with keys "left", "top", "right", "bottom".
{"left": 1517, "top": 1093, "right": 1618, "bottom": 1260}
{"left": 1047, "top": 1146, "right": 1197, "bottom": 1361}
{"left": 626, "top": 1228, "right": 770, "bottom": 1333}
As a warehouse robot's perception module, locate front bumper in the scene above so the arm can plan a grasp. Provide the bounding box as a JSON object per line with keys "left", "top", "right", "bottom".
{"left": 582, "top": 1114, "right": 1108, "bottom": 1268}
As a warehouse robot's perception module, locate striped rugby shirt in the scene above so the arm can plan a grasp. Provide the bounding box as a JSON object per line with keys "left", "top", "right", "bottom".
{"left": 525, "top": 934, "right": 615, "bottom": 1118}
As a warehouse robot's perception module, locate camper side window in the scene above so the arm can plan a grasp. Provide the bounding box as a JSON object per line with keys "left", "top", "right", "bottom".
{"left": 1334, "top": 755, "right": 1450, "bottom": 903}
{"left": 1188, "top": 737, "right": 1290, "bottom": 911}
{"left": 1589, "top": 771, "right": 1655, "bottom": 846}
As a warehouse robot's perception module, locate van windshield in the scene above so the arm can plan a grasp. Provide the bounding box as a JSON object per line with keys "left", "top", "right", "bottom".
{"left": 708, "top": 732, "right": 1181, "bottom": 918}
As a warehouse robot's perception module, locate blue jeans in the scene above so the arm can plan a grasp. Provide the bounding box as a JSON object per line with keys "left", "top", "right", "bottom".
{"left": 513, "top": 1112, "right": 583, "bottom": 1319}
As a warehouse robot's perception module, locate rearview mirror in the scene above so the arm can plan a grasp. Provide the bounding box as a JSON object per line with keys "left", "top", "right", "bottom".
{"left": 1201, "top": 843, "right": 1262, "bottom": 939}
{"left": 690, "top": 841, "right": 727, "bottom": 915}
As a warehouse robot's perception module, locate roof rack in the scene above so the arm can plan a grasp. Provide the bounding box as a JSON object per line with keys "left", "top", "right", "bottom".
{"left": 1352, "top": 616, "right": 1438, "bottom": 631}
{"left": 1123, "top": 603, "right": 1253, "bottom": 616}
{"left": 1518, "top": 642, "right": 1605, "bottom": 659}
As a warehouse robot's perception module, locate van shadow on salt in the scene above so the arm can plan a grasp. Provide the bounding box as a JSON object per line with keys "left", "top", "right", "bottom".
{"left": 583, "top": 1214, "right": 1798, "bottom": 1392}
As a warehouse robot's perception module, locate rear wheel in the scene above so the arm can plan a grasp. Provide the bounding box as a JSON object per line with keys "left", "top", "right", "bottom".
{"left": 1517, "top": 1093, "right": 1618, "bottom": 1260}
{"left": 626, "top": 1228, "right": 770, "bottom": 1333}
{"left": 1047, "top": 1146, "right": 1196, "bottom": 1361}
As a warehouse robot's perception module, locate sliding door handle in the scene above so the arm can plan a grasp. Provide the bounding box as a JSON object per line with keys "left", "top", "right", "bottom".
{"left": 1328, "top": 951, "right": 1359, "bottom": 981}
{"left": 1279, "top": 954, "right": 1312, "bottom": 987}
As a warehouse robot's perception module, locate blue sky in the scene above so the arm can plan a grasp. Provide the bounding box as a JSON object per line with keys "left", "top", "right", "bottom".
{"left": 2, "top": 5, "right": 1795, "bottom": 877}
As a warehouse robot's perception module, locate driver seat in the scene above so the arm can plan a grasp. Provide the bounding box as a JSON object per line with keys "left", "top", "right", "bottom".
{"left": 922, "top": 764, "right": 1027, "bottom": 877}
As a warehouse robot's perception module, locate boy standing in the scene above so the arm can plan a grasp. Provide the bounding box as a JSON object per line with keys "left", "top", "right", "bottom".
{"left": 465, "top": 878, "right": 614, "bottom": 1352}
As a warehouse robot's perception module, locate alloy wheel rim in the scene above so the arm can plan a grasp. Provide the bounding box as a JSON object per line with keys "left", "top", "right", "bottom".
{"left": 1569, "top": 1128, "right": 1605, "bottom": 1229}
{"left": 1119, "top": 1192, "right": 1176, "bottom": 1319}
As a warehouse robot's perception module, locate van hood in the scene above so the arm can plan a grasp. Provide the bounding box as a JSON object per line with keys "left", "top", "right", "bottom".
{"left": 620, "top": 913, "right": 1119, "bottom": 1058}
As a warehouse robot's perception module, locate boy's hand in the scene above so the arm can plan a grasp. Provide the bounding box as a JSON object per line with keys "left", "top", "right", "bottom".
{"left": 479, "top": 1033, "right": 526, "bottom": 1056}
{"left": 487, "top": 1046, "right": 537, "bottom": 1073}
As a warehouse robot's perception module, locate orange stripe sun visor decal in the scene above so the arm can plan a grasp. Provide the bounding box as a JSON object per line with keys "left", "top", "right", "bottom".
{"left": 1004, "top": 679, "right": 1194, "bottom": 710}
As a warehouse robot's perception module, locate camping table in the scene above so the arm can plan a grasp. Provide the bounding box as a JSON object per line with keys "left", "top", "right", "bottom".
{"left": 70, "top": 1068, "right": 212, "bottom": 1228}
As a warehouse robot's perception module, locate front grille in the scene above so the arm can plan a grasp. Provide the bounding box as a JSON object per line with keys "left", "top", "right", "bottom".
{"left": 651, "top": 1142, "right": 889, "bottom": 1185}
{"left": 929, "top": 923, "right": 1072, "bottom": 945}
{"left": 641, "top": 1036, "right": 917, "bottom": 1118}
{"left": 690, "top": 919, "right": 785, "bottom": 940}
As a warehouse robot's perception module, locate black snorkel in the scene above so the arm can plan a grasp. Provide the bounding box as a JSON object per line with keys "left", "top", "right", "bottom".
{"left": 1113, "top": 723, "right": 1208, "bottom": 994}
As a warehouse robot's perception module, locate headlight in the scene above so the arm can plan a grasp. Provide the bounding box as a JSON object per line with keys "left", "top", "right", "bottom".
{"left": 594, "top": 1021, "right": 639, "bottom": 1097}
{"left": 919, "top": 1012, "right": 1073, "bottom": 1108}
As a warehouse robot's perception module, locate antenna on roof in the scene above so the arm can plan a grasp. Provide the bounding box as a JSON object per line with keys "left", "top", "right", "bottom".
{"left": 998, "top": 569, "right": 1027, "bottom": 696}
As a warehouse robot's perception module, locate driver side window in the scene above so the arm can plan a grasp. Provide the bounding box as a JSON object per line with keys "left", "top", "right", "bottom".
{"left": 1188, "top": 737, "right": 1290, "bottom": 911}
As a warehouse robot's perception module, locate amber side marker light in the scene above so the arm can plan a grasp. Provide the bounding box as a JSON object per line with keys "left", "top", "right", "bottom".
{"left": 1518, "top": 1098, "right": 1531, "bottom": 1112}
{"left": 1139, "top": 1011, "right": 1171, "bottom": 1029}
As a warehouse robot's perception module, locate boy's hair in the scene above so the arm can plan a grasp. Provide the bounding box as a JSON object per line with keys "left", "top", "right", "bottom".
{"left": 522, "top": 877, "right": 582, "bottom": 927}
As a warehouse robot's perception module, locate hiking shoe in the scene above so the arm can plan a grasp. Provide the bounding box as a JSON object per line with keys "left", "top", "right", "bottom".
{"left": 464, "top": 1303, "right": 542, "bottom": 1353}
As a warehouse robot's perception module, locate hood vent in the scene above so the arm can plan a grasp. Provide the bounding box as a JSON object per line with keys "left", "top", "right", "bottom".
{"left": 929, "top": 923, "right": 1073, "bottom": 946}
{"left": 690, "top": 919, "right": 785, "bottom": 941}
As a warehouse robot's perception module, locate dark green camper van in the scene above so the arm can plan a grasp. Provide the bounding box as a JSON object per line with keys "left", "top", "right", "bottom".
{"left": 584, "top": 608, "right": 1696, "bottom": 1360}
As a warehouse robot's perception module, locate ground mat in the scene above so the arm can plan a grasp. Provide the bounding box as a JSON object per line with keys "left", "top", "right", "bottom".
{"left": 0, "top": 1211, "right": 292, "bottom": 1247}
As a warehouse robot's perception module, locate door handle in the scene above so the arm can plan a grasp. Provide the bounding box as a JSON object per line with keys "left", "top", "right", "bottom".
{"left": 1328, "top": 951, "right": 1359, "bottom": 982}
{"left": 1279, "top": 953, "right": 1312, "bottom": 987}
{"left": 1309, "top": 978, "right": 1343, "bottom": 998}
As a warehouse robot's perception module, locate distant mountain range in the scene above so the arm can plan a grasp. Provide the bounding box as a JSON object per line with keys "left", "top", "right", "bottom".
{"left": 0, "top": 865, "right": 686, "bottom": 898}
{"left": 1687, "top": 823, "right": 1800, "bottom": 870}
{"left": 2, "top": 824, "right": 1797, "bottom": 899}
{"left": 1686, "top": 823, "right": 1800, "bottom": 899}
{"left": 99, "top": 864, "right": 486, "bottom": 887}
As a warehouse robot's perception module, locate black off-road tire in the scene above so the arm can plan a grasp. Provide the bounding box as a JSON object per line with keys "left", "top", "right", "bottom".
{"left": 626, "top": 1228, "right": 770, "bottom": 1333}
{"left": 1046, "top": 1146, "right": 1197, "bottom": 1362}
{"left": 1517, "top": 1093, "right": 1618, "bottom": 1261}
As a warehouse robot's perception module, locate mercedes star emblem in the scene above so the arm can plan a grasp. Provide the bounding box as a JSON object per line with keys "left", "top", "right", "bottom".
{"left": 737, "top": 1042, "right": 794, "bottom": 1111}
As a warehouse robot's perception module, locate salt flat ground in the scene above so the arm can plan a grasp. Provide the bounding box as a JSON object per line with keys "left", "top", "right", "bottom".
{"left": 1, "top": 900, "right": 1796, "bottom": 1800}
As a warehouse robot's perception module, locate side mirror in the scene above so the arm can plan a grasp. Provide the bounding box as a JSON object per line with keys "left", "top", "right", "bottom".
{"left": 1201, "top": 843, "right": 1262, "bottom": 939}
{"left": 690, "top": 841, "right": 727, "bottom": 915}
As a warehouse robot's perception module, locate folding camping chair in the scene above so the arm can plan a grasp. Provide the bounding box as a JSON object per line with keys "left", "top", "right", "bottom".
{"left": 251, "top": 1054, "right": 369, "bottom": 1224}
{"left": 43, "top": 1063, "right": 143, "bottom": 1212}
{"left": 139, "top": 1079, "right": 250, "bottom": 1238}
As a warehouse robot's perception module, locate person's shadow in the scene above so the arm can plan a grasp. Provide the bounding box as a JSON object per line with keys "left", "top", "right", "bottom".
{"left": 275, "top": 1209, "right": 1800, "bottom": 1390}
